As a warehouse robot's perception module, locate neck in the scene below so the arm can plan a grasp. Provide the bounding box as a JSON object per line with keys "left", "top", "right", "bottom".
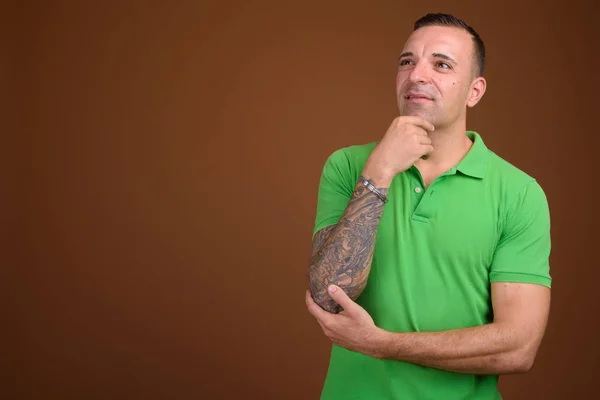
{"left": 415, "top": 120, "right": 472, "bottom": 172}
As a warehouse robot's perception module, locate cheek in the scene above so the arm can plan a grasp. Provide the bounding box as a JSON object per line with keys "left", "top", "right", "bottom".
{"left": 395, "top": 73, "right": 406, "bottom": 89}
{"left": 451, "top": 79, "right": 462, "bottom": 89}
{"left": 437, "top": 79, "right": 468, "bottom": 106}
{"left": 434, "top": 78, "right": 460, "bottom": 96}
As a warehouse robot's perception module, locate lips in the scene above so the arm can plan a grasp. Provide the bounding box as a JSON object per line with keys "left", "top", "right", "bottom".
{"left": 405, "top": 92, "right": 432, "bottom": 100}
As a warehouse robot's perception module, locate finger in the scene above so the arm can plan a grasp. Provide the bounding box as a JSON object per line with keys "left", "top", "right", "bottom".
{"left": 305, "top": 290, "right": 330, "bottom": 321}
{"left": 419, "top": 136, "right": 432, "bottom": 145}
{"left": 327, "top": 285, "right": 358, "bottom": 313}
{"left": 411, "top": 127, "right": 430, "bottom": 137}
{"left": 305, "top": 289, "right": 317, "bottom": 310}
{"left": 316, "top": 319, "right": 328, "bottom": 333}
{"left": 420, "top": 145, "right": 434, "bottom": 158}
{"left": 403, "top": 116, "right": 435, "bottom": 132}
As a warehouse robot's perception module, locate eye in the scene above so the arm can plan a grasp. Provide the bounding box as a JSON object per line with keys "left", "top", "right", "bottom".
{"left": 399, "top": 59, "right": 413, "bottom": 66}
{"left": 437, "top": 62, "right": 451, "bottom": 69}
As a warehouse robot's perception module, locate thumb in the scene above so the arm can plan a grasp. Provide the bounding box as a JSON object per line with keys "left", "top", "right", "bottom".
{"left": 327, "top": 285, "right": 356, "bottom": 311}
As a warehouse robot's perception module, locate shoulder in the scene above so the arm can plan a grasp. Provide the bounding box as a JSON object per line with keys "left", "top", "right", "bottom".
{"left": 487, "top": 150, "right": 534, "bottom": 183}
{"left": 486, "top": 149, "right": 545, "bottom": 193}
{"left": 321, "top": 142, "right": 377, "bottom": 175}
{"left": 485, "top": 150, "right": 549, "bottom": 220}
{"left": 325, "top": 142, "right": 377, "bottom": 163}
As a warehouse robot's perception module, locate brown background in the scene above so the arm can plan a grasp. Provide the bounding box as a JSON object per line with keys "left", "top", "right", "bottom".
{"left": 5, "top": 0, "right": 599, "bottom": 399}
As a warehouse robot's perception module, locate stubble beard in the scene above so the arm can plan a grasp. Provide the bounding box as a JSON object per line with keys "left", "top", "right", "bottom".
{"left": 399, "top": 102, "right": 437, "bottom": 126}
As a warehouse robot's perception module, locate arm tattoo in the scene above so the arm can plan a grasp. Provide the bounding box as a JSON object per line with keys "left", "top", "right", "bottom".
{"left": 308, "top": 179, "right": 388, "bottom": 313}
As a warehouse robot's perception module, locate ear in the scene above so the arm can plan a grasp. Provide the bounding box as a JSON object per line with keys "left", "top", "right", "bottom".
{"left": 467, "top": 76, "right": 486, "bottom": 107}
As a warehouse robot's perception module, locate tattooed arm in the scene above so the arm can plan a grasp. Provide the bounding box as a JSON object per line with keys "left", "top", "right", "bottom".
{"left": 308, "top": 116, "right": 435, "bottom": 313}
{"left": 308, "top": 177, "right": 389, "bottom": 313}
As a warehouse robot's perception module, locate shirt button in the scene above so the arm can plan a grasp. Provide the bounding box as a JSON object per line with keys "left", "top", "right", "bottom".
{"left": 414, "top": 187, "right": 422, "bottom": 194}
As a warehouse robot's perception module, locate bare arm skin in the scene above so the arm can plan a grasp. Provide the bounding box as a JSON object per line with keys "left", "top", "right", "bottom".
{"left": 308, "top": 179, "right": 388, "bottom": 313}
{"left": 372, "top": 282, "right": 551, "bottom": 374}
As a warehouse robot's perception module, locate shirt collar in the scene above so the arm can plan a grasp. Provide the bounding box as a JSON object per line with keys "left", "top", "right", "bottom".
{"left": 454, "top": 131, "right": 489, "bottom": 179}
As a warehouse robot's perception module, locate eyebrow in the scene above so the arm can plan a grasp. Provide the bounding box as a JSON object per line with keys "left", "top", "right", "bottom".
{"left": 398, "top": 52, "right": 458, "bottom": 65}
{"left": 432, "top": 53, "right": 458, "bottom": 65}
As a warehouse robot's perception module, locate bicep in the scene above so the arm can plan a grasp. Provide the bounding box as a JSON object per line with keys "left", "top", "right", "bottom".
{"left": 312, "top": 149, "right": 355, "bottom": 237}
{"left": 490, "top": 181, "right": 552, "bottom": 286}
{"left": 491, "top": 282, "right": 551, "bottom": 348}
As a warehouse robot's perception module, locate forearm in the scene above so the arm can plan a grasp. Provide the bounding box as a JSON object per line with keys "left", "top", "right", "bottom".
{"left": 308, "top": 176, "right": 389, "bottom": 313}
{"left": 374, "top": 323, "right": 533, "bottom": 375}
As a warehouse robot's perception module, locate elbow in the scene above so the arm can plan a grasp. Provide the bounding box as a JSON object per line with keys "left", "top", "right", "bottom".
{"left": 310, "top": 291, "right": 342, "bottom": 314}
{"left": 506, "top": 348, "right": 537, "bottom": 374}
{"left": 510, "top": 357, "right": 535, "bottom": 374}
{"left": 306, "top": 274, "right": 342, "bottom": 314}
{"left": 307, "top": 269, "right": 324, "bottom": 300}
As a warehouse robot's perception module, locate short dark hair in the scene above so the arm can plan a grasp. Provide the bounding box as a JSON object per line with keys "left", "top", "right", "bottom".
{"left": 414, "top": 13, "right": 486, "bottom": 77}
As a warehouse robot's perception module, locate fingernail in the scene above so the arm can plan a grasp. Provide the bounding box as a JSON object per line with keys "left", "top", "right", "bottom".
{"left": 328, "top": 285, "right": 337, "bottom": 293}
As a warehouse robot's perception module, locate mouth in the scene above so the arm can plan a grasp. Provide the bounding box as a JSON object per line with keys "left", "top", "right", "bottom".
{"left": 405, "top": 93, "right": 433, "bottom": 101}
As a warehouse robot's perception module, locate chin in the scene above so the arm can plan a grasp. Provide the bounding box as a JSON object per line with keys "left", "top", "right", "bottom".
{"left": 400, "top": 107, "right": 436, "bottom": 124}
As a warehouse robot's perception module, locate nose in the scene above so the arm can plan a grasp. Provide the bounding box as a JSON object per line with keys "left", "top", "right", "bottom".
{"left": 408, "top": 61, "right": 431, "bottom": 84}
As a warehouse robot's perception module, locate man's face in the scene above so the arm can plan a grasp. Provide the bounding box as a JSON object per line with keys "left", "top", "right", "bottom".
{"left": 396, "top": 25, "right": 481, "bottom": 129}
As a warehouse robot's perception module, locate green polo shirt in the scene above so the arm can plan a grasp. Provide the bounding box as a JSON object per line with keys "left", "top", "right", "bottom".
{"left": 312, "top": 131, "right": 551, "bottom": 400}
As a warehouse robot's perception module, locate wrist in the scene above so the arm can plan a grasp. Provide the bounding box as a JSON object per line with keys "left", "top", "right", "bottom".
{"left": 368, "top": 328, "right": 394, "bottom": 359}
{"left": 360, "top": 165, "right": 394, "bottom": 188}
{"left": 358, "top": 176, "right": 389, "bottom": 204}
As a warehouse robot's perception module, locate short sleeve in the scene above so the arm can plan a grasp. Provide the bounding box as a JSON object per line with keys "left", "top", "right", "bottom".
{"left": 312, "top": 149, "right": 356, "bottom": 237}
{"left": 489, "top": 181, "right": 552, "bottom": 288}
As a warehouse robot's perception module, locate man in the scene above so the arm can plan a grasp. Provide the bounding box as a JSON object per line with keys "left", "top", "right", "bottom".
{"left": 305, "top": 13, "right": 552, "bottom": 400}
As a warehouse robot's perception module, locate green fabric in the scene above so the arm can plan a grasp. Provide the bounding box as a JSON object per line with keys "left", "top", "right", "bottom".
{"left": 312, "top": 131, "right": 552, "bottom": 400}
